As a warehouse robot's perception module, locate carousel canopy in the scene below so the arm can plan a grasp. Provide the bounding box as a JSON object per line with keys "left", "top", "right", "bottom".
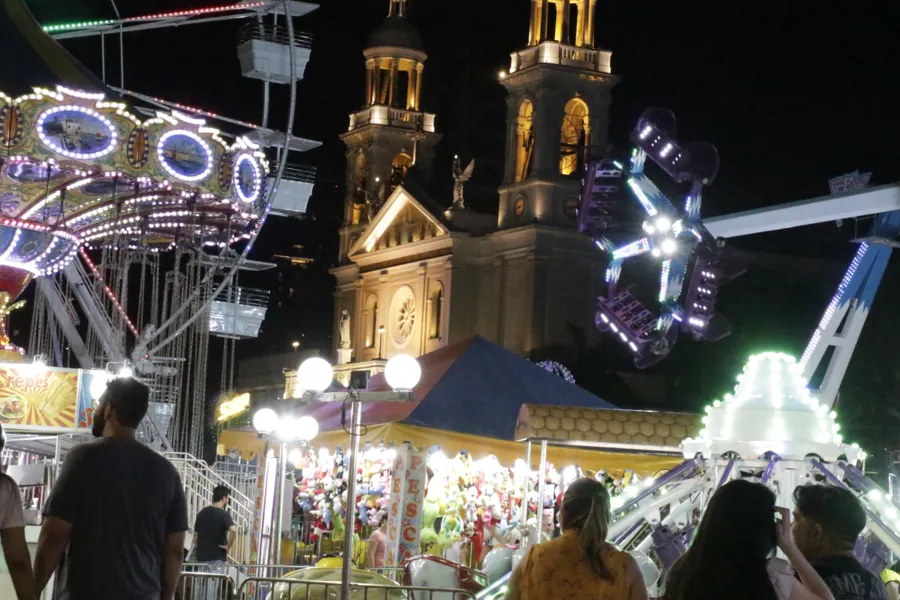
{"left": 305, "top": 335, "right": 615, "bottom": 439}
{"left": 0, "top": 0, "right": 111, "bottom": 96}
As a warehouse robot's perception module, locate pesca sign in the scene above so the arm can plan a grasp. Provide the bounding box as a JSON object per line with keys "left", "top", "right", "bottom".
{"left": 385, "top": 444, "right": 426, "bottom": 566}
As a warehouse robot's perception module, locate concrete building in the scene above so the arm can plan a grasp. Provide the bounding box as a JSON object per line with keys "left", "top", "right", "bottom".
{"left": 325, "top": 0, "right": 617, "bottom": 385}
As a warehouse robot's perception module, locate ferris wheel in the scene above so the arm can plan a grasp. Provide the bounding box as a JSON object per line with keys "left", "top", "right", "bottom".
{"left": 0, "top": 0, "right": 320, "bottom": 455}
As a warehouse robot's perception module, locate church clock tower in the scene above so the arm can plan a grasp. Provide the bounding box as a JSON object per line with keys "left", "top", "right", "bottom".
{"left": 338, "top": 0, "right": 441, "bottom": 263}
{"left": 497, "top": 0, "right": 618, "bottom": 229}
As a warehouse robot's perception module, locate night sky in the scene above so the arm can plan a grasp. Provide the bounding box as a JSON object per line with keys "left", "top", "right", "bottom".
{"left": 20, "top": 1, "right": 900, "bottom": 452}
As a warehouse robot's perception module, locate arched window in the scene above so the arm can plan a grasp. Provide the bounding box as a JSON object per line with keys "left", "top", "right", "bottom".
{"left": 559, "top": 97, "right": 589, "bottom": 176}
{"left": 427, "top": 282, "right": 444, "bottom": 340}
{"left": 390, "top": 152, "right": 413, "bottom": 189}
{"left": 364, "top": 294, "right": 378, "bottom": 348}
{"left": 515, "top": 100, "right": 534, "bottom": 182}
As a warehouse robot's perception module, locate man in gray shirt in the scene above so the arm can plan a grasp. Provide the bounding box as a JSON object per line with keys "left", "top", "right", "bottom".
{"left": 33, "top": 377, "right": 188, "bottom": 600}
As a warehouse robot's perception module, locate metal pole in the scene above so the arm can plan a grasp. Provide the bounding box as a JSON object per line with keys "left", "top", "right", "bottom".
{"left": 274, "top": 441, "right": 288, "bottom": 564}
{"left": 536, "top": 440, "right": 548, "bottom": 541}
{"left": 340, "top": 401, "right": 362, "bottom": 600}
{"left": 53, "top": 435, "right": 62, "bottom": 485}
{"left": 520, "top": 441, "right": 532, "bottom": 524}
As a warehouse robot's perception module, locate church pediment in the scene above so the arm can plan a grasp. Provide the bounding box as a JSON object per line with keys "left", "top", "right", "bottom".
{"left": 348, "top": 184, "right": 449, "bottom": 258}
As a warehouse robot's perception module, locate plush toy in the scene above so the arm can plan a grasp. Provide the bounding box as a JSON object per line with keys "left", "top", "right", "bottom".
{"left": 357, "top": 497, "right": 370, "bottom": 524}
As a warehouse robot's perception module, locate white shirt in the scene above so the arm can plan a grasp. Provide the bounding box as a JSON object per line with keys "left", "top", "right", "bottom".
{"left": 0, "top": 473, "right": 25, "bottom": 530}
{"left": 768, "top": 557, "right": 796, "bottom": 600}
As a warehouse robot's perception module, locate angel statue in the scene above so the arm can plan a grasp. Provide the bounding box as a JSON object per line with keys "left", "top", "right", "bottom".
{"left": 451, "top": 155, "right": 475, "bottom": 210}
{"left": 339, "top": 310, "right": 351, "bottom": 349}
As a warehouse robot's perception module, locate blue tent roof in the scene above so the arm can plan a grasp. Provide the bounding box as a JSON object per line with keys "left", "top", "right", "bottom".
{"left": 365, "top": 335, "right": 615, "bottom": 440}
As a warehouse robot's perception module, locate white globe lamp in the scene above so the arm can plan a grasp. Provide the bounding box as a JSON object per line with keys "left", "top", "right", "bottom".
{"left": 275, "top": 416, "right": 298, "bottom": 441}
{"left": 296, "top": 357, "right": 334, "bottom": 393}
{"left": 252, "top": 407, "right": 279, "bottom": 435}
{"left": 288, "top": 448, "right": 305, "bottom": 468}
{"left": 295, "top": 415, "right": 319, "bottom": 441}
{"left": 118, "top": 365, "right": 134, "bottom": 378}
{"left": 384, "top": 354, "right": 421, "bottom": 391}
{"left": 89, "top": 372, "right": 110, "bottom": 401}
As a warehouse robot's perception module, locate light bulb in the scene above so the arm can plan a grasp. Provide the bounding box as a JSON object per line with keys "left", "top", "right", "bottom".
{"left": 118, "top": 365, "right": 133, "bottom": 378}
{"left": 384, "top": 354, "right": 421, "bottom": 390}
{"left": 661, "top": 238, "right": 676, "bottom": 255}
{"left": 276, "top": 416, "right": 298, "bottom": 441}
{"left": 295, "top": 415, "right": 319, "bottom": 441}
{"left": 90, "top": 372, "right": 110, "bottom": 400}
{"left": 655, "top": 217, "right": 671, "bottom": 232}
{"left": 253, "top": 408, "right": 279, "bottom": 435}
{"left": 288, "top": 448, "right": 304, "bottom": 467}
{"left": 296, "top": 357, "right": 334, "bottom": 393}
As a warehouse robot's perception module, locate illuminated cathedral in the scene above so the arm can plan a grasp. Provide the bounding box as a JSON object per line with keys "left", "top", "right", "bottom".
{"left": 330, "top": 0, "right": 616, "bottom": 381}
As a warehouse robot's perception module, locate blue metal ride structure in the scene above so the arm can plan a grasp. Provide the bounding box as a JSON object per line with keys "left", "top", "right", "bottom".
{"left": 579, "top": 108, "right": 746, "bottom": 368}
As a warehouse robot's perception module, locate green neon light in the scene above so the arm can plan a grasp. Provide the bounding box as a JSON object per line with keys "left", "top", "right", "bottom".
{"left": 43, "top": 20, "right": 116, "bottom": 33}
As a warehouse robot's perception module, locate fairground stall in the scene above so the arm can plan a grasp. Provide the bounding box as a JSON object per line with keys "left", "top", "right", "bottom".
{"left": 216, "top": 336, "right": 698, "bottom": 570}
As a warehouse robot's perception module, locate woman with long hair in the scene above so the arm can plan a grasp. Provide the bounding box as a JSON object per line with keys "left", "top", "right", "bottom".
{"left": 506, "top": 478, "right": 648, "bottom": 600}
{"left": 663, "top": 479, "right": 834, "bottom": 600}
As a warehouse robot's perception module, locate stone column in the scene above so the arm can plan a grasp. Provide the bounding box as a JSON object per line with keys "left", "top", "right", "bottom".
{"left": 540, "top": 0, "right": 549, "bottom": 41}
{"left": 415, "top": 63, "right": 423, "bottom": 109}
{"left": 529, "top": 0, "right": 540, "bottom": 45}
{"left": 389, "top": 58, "right": 400, "bottom": 108}
{"left": 561, "top": 0, "right": 571, "bottom": 44}
{"left": 586, "top": 0, "right": 596, "bottom": 47}
{"left": 574, "top": 0, "right": 585, "bottom": 47}
{"left": 554, "top": 0, "right": 564, "bottom": 42}
{"left": 408, "top": 66, "right": 418, "bottom": 110}
{"left": 373, "top": 65, "right": 382, "bottom": 104}
{"left": 530, "top": 89, "right": 563, "bottom": 179}
{"left": 365, "top": 62, "right": 374, "bottom": 106}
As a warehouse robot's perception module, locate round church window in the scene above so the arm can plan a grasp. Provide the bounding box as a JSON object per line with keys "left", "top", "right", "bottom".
{"left": 389, "top": 285, "right": 416, "bottom": 348}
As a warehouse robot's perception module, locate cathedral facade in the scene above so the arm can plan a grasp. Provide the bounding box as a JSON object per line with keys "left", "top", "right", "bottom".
{"left": 329, "top": 0, "right": 617, "bottom": 383}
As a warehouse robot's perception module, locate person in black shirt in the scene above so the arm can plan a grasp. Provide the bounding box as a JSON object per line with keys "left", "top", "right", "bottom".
{"left": 33, "top": 377, "right": 188, "bottom": 600}
{"left": 192, "top": 484, "right": 236, "bottom": 564}
{"left": 793, "top": 484, "right": 888, "bottom": 600}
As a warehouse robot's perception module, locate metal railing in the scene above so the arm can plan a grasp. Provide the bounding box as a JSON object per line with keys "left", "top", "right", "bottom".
{"left": 238, "top": 576, "right": 477, "bottom": 600}
{"left": 238, "top": 22, "right": 313, "bottom": 48}
{"left": 281, "top": 164, "right": 317, "bottom": 184}
{"left": 211, "top": 286, "right": 271, "bottom": 308}
{"left": 165, "top": 453, "right": 257, "bottom": 564}
{"left": 213, "top": 457, "right": 260, "bottom": 504}
{"left": 178, "top": 569, "right": 484, "bottom": 600}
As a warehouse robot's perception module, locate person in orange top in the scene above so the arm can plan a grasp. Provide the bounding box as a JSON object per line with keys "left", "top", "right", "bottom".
{"left": 506, "top": 478, "right": 648, "bottom": 600}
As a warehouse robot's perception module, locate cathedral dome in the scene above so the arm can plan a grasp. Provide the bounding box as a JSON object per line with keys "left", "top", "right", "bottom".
{"left": 367, "top": 16, "right": 425, "bottom": 52}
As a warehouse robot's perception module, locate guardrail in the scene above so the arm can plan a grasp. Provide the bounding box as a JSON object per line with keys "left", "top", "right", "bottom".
{"left": 177, "top": 570, "right": 482, "bottom": 600}
{"left": 238, "top": 22, "right": 313, "bottom": 48}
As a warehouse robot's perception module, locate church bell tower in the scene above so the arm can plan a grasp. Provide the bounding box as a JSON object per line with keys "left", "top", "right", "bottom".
{"left": 497, "top": 0, "right": 618, "bottom": 229}
{"left": 338, "top": 0, "right": 441, "bottom": 262}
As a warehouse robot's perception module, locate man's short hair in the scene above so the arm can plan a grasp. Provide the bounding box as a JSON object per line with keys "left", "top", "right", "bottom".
{"left": 103, "top": 377, "right": 150, "bottom": 428}
{"left": 794, "top": 484, "right": 866, "bottom": 548}
{"left": 213, "top": 485, "right": 231, "bottom": 503}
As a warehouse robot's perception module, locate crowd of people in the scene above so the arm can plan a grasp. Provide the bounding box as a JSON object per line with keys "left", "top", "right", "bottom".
{"left": 507, "top": 478, "right": 892, "bottom": 600}
{"left": 0, "top": 381, "right": 898, "bottom": 600}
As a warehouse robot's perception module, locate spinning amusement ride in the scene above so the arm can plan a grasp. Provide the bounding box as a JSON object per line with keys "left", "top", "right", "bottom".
{"left": 0, "top": 0, "right": 318, "bottom": 456}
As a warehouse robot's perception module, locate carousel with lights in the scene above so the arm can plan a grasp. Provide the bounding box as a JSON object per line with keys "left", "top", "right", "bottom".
{"left": 0, "top": 0, "right": 315, "bottom": 457}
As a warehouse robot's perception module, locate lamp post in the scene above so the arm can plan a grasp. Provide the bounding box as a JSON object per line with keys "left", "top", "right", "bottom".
{"left": 294, "top": 353, "right": 421, "bottom": 600}
{"left": 252, "top": 405, "right": 320, "bottom": 565}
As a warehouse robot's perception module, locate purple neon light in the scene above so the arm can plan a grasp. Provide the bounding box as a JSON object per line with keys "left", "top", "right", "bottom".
{"left": 799, "top": 243, "right": 868, "bottom": 368}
